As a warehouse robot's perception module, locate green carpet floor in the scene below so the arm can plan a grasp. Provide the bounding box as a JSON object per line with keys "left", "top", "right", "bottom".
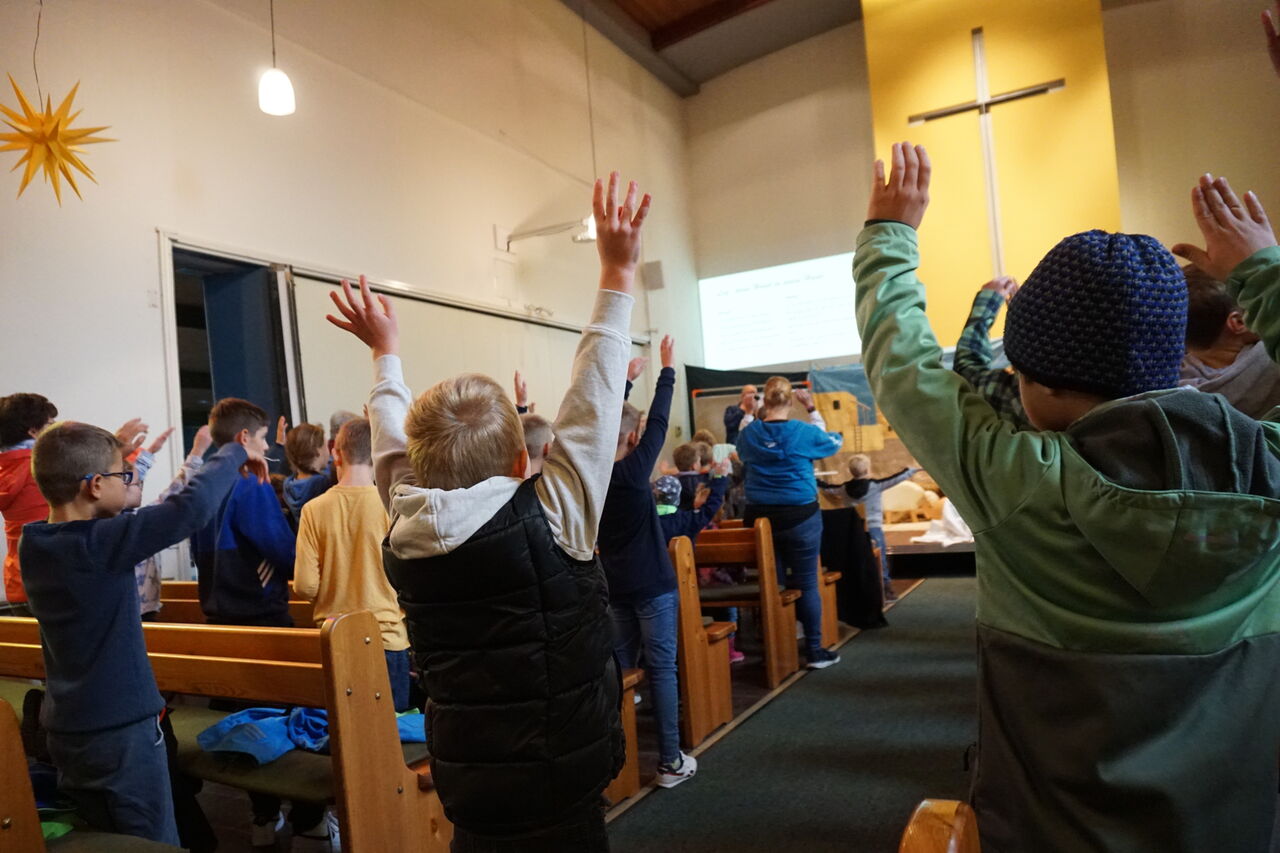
{"left": 608, "top": 577, "right": 978, "bottom": 853}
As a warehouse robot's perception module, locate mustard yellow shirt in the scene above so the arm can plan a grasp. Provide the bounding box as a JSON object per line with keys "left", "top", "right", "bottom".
{"left": 293, "top": 484, "right": 409, "bottom": 651}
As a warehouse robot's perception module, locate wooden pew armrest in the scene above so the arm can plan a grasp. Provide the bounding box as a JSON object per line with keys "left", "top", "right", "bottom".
{"left": 696, "top": 597, "right": 756, "bottom": 609}
{"left": 779, "top": 590, "right": 802, "bottom": 605}
{"left": 705, "top": 621, "right": 737, "bottom": 642}
{"left": 621, "top": 668, "right": 644, "bottom": 690}
{"left": 411, "top": 757, "right": 437, "bottom": 792}
{"left": 822, "top": 571, "right": 843, "bottom": 584}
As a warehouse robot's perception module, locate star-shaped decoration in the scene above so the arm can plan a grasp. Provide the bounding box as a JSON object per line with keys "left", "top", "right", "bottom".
{"left": 0, "top": 74, "right": 114, "bottom": 204}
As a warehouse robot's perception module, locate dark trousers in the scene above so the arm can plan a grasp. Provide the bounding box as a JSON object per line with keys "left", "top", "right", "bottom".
{"left": 46, "top": 714, "right": 180, "bottom": 845}
{"left": 450, "top": 805, "right": 609, "bottom": 853}
{"left": 386, "top": 648, "right": 412, "bottom": 712}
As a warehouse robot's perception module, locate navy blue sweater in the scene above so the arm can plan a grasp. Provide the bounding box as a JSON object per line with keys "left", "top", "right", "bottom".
{"left": 19, "top": 444, "right": 248, "bottom": 733}
{"left": 192, "top": 465, "right": 297, "bottom": 625}
{"left": 659, "top": 475, "right": 727, "bottom": 544}
{"left": 599, "top": 367, "right": 676, "bottom": 604}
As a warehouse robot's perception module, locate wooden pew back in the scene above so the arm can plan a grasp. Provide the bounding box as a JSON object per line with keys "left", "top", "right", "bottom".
{"left": 0, "top": 613, "right": 451, "bottom": 852}
{"left": 156, "top": 599, "right": 316, "bottom": 627}
{"left": 693, "top": 518, "right": 799, "bottom": 687}
{"left": 899, "top": 799, "right": 981, "bottom": 853}
{"left": 670, "top": 536, "right": 735, "bottom": 747}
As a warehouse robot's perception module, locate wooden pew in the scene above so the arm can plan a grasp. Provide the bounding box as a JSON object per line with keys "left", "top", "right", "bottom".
{"left": 156, "top": 598, "right": 316, "bottom": 627}
{"left": 899, "top": 799, "right": 981, "bottom": 853}
{"left": 0, "top": 697, "right": 185, "bottom": 852}
{"left": 603, "top": 668, "right": 645, "bottom": 804}
{"left": 694, "top": 519, "right": 801, "bottom": 688}
{"left": 715, "top": 520, "right": 843, "bottom": 649}
{"left": 669, "top": 536, "right": 736, "bottom": 748}
{"left": 0, "top": 613, "right": 452, "bottom": 853}
{"left": 160, "top": 580, "right": 199, "bottom": 598}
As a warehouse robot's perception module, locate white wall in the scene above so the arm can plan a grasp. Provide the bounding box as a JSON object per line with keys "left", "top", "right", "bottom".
{"left": 0, "top": 0, "right": 701, "bottom": 466}
{"left": 1102, "top": 0, "right": 1280, "bottom": 246}
{"left": 0, "top": 0, "right": 703, "bottom": 578}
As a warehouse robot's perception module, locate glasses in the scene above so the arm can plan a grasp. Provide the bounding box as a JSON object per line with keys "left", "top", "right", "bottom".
{"left": 83, "top": 470, "right": 135, "bottom": 485}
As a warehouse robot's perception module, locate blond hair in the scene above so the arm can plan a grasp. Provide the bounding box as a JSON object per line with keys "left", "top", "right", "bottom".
{"left": 763, "top": 376, "right": 793, "bottom": 412}
{"left": 848, "top": 454, "right": 871, "bottom": 478}
{"left": 520, "top": 413, "right": 554, "bottom": 461}
{"left": 405, "top": 373, "right": 524, "bottom": 490}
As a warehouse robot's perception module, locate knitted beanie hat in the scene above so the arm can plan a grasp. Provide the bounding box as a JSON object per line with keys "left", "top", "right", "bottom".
{"left": 653, "top": 475, "right": 682, "bottom": 507}
{"left": 1004, "top": 230, "right": 1187, "bottom": 399}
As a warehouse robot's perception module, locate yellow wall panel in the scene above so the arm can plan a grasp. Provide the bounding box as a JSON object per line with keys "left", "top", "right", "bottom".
{"left": 862, "top": 0, "right": 1121, "bottom": 344}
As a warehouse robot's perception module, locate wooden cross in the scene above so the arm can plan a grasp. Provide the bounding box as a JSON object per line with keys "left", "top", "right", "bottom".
{"left": 908, "top": 27, "right": 1065, "bottom": 276}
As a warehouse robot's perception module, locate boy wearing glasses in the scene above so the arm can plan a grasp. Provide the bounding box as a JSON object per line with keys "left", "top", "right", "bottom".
{"left": 19, "top": 420, "right": 264, "bottom": 844}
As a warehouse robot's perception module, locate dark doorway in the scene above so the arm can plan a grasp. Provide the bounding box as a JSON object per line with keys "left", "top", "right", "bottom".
{"left": 172, "top": 249, "right": 294, "bottom": 457}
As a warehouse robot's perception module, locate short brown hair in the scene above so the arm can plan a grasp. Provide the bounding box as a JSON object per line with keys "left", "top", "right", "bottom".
{"left": 695, "top": 441, "right": 713, "bottom": 466}
{"left": 335, "top": 417, "right": 372, "bottom": 466}
{"left": 618, "top": 403, "right": 643, "bottom": 444}
{"left": 1183, "top": 264, "right": 1237, "bottom": 350}
{"left": 32, "top": 422, "right": 122, "bottom": 505}
{"left": 692, "top": 428, "right": 717, "bottom": 447}
{"left": 209, "top": 398, "right": 268, "bottom": 446}
{"left": 405, "top": 373, "right": 524, "bottom": 491}
{"left": 285, "top": 423, "right": 326, "bottom": 475}
{"left": 0, "top": 393, "right": 58, "bottom": 447}
{"left": 673, "top": 443, "right": 699, "bottom": 471}
{"left": 520, "top": 414, "right": 554, "bottom": 461}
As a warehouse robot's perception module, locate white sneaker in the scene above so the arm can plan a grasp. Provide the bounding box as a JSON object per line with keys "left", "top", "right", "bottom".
{"left": 656, "top": 752, "right": 698, "bottom": 789}
{"left": 251, "top": 812, "right": 285, "bottom": 847}
{"left": 291, "top": 810, "right": 339, "bottom": 853}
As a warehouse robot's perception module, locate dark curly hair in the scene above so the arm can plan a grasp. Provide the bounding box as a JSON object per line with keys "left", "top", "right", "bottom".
{"left": 0, "top": 393, "right": 58, "bottom": 447}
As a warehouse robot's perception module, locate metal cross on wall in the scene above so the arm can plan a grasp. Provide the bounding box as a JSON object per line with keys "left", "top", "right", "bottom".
{"left": 908, "top": 27, "right": 1065, "bottom": 277}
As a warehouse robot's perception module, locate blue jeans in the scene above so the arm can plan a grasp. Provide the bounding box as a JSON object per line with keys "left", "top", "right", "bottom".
{"left": 385, "top": 649, "right": 412, "bottom": 712}
{"left": 611, "top": 589, "right": 680, "bottom": 765}
{"left": 770, "top": 511, "right": 824, "bottom": 656}
{"left": 868, "top": 526, "right": 890, "bottom": 583}
{"left": 46, "top": 714, "right": 180, "bottom": 845}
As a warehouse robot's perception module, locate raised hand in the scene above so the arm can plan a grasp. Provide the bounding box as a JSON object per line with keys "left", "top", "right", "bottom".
{"left": 191, "top": 425, "right": 213, "bottom": 458}
{"left": 1171, "top": 174, "right": 1276, "bottom": 281}
{"left": 693, "top": 483, "right": 711, "bottom": 510}
{"left": 275, "top": 416, "right": 288, "bottom": 447}
{"left": 981, "top": 275, "right": 1018, "bottom": 302}
{"left": 145, "top": 427, "right": 175, "bottom": 455}
{"left": 1266, "top": 4, "right": 1279, "bottom": 79}
{"left": 513, "top": 370, "right": 529, "bottom": 409}
{"left": 593, "top": 172, "right": 652, "bottom": 292}
{"left": 326, "top": 275, "right": 399, "bottom": 359}
{"left": 659, "top": 335, "right": 675, "bottom": 370}
{"left": 242, "top": 457, "right": 270, "bottom": 484}
{"left": 627, "top": 357, "right": 649, "bottom": 382}
{"left": 740, "top": 387, "right": 757, "bottom": 415}
{"left": 115, "top": 418, "right": 148, "bottom": 453}
{"left": 867, "top": 142, "right": 931, "bottom": 230}
{"left": 711, "top": 457, "right": 732, "bottom": 477}
{"left": 795, "top": 388, "right": 815, "bottom": 411}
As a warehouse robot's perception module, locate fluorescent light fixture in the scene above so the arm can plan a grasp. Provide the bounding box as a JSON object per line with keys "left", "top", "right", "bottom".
{"left": 507, "top": 215, "right": 596, "bottom": 250}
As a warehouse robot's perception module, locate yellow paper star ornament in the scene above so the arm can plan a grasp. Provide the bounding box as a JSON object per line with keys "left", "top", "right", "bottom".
{"left": 0, "top": 74, "right": 114, "bottom": 204}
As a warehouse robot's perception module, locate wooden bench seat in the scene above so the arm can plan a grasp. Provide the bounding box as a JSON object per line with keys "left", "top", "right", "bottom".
{"left": 156, "top": 598, "right": 316, "bottom": 627}
{"left": 0, "top": 613, "right": 451, "bottom": 852}
{"left": 820, "top": 569, "right": 843, "bottom": 648}
{"left": 899, "top": 799, "right": 980, "bottom": 852}
{"left": 604, "top": 667, "right": 645, "bottom": 804}
{"left": 671, "top": 536, "right": 736, "bottom": 749}
{"left": 694, "top": 519, "right": 800, "bottom": 688}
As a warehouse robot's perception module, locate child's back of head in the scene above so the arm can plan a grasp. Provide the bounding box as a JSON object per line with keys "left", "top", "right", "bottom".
{"left": 335, "top": 417, "right": 373, "bottom": 466}
{"left": 406, "top": 373, "right": 524, "bottom": 490}
{"left": 209, "top": 398, "right": 269, "bottom": 446}
{"left": 848, "top": 453, "right": 871, "bottom": 479}
{"left": 31, "top": 422, "right": 124, "bottom": 510}
{"left": 520, "top": 414, "right": 554, "bottom": 469}
{"left": 672, "top": 443, "right": 699, "bottom": 473}
{"left": 1004, "top": 231, "right": 1188, "bottom": 401}
{"left": 691, "top": 428, "right": 717, "bottom": 447}
{"left": 0, "top": 393, "right": 58, "bottom": 447}
{"left": 285, "top": 423, "right": 327, "bottom": 475}
{"left": 329, "top": 409, "right": 360, "bottom": 442}
{"left": 1183, "top": 264, "right": 1245, "bottom": 350}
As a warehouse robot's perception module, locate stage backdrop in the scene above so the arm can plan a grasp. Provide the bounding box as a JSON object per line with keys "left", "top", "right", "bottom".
{"left": 862, "top": 0, "right": 1122, "bottom": 346}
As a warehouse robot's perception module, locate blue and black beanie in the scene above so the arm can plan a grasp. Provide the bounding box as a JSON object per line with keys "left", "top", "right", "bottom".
{"left": 1004, "top": 230, "right": 1187, "bottom": 400}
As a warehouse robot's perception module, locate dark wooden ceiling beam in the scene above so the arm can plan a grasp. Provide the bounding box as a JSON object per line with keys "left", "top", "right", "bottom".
{"left": 650, "top": 0, "right": 783, "bottom": 50}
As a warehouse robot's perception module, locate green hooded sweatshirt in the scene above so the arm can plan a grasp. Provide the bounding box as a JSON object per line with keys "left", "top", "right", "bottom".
{"left": 853, "top": 223, "right": 1280, "bottom": 853}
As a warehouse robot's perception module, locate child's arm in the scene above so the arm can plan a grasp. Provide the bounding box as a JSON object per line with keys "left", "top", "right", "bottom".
{"left": 953, "top": 281, "right": 1010, "bottom": 384}
{"left": 871, "top": 467, "right": 919, "bottom": 491}
{"left": 854, "top": 143, "right": 1054, "bottom": 531}
{"left": 615, "top": 336, "right": 676, "bottom": 480}
{"left": 514, "top": 370, "right": 531, "bottom": 414}
{"left": 230, "top": 480, "right": 298, "bottom": 576}
{"left": 152, "top": 426, "right": 212, "bottom": 504}
{"left": 1173, "top": 176, "right": 1280, "bottom": 361}
{"left": 535, "top": 173, "right": 648, "bottom": 560}
{"left": 292, "top": 504, "right": 321, "bottom": 602}
{"left": 327, "top": 276, "right": 413, "bottom": 511}
{"left": 95, "top": 444, "right": 251, "bottom": 569}
{"left": 689, "top": 473, "right": 728, "bottom": 532}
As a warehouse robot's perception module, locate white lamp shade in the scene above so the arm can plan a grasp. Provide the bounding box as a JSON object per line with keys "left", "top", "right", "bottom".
{"left": 258, "top": 68, "right": 296, "bottom": 116}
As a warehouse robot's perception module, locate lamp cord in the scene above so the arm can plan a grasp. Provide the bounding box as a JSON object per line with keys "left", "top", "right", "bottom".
{"left": 32, "top": 0, "right": 44, "bottom": 104}
{"left": 269, "top": 0, "right": 277, "bottom": 67}
{"left": 580, "top": 2, "right": 598, "bottom": 179}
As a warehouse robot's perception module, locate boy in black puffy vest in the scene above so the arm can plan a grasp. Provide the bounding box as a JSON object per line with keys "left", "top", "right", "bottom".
{"left": 328, "top": 173, "right": 650, "bottom": 852}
